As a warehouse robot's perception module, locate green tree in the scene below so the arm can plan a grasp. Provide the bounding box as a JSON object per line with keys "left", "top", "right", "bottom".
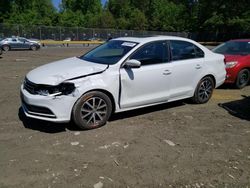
{"left": 6, "top": 0, "right": 56, "bottom": 26}
{"left": 0, "top": 0, "right": 13, "bottom": 23}
{"left": 61, "top": 0, "right": 102, "bottom": 14}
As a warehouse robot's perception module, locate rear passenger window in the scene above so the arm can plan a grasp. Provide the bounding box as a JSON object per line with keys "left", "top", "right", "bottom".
{"left": 194, "top": 45, "right": 205, "bottom": 58}
{"left": 170, "top": 40, "right": 204, "bottom": 61}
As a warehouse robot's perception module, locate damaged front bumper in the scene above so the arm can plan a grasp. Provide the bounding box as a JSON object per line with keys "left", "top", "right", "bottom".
{"left": 20, "top": 84, "right": 78, "bottom": 123}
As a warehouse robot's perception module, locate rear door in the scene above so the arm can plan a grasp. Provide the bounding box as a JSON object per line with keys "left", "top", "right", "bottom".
{"left": 120, "top": 40, "right": 172, "bottom": 108}
{"left": 168, "top": 40, "right": 205, "bottom": 99}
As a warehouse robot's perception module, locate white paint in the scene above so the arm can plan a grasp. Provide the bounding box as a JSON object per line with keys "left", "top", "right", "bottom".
{"left": 21, "top": 36, "right": 226, "bottom": 123}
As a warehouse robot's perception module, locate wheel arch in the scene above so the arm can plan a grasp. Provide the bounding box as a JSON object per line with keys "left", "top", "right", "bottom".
{"left": 235, "top": 67, "right": 250, "bottom": 88}
{"left": 91, "top": 89, "right": 116, "bottom": 113}
{"left": 2, "top": 44, "right": 11, "bottom": 51}
{"left": 192, "top": 74, "right": 216, "bottom": 96}
{"left": 74, "top": 89, "right": 116, "bottom": 114}
{"left": 203, "top": 74, "right": 216, "bottom": 87}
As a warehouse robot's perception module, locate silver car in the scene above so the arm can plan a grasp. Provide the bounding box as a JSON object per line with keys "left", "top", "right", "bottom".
{"left": 0, "top": 37, "right": 40, "bottom": 51}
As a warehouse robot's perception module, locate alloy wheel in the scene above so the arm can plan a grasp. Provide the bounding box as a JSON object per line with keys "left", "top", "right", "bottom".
{"left": 239, "top": 70, "right": 249, "bottom": 86}
{"left": 81, "top": 97, "right": 108, "bottom": 126}
{"left": 198, "top": 78, "right": 213, "bottom": 102}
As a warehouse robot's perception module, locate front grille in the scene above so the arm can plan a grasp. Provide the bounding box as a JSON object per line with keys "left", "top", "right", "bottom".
{"left": 24, "top": 78, "right": 38, "bottom": 94}
{"left": 22, "top": 99, "right": 56, "bottom": 118}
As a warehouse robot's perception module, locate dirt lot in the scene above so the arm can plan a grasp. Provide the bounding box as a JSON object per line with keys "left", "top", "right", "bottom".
{"left": 0, "top": 48, "right": 249, "bottom": 188}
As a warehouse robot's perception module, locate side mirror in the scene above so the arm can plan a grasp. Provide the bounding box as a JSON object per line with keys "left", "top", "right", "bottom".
{"left": 124, "top": 59, "right": 141, "bottom": 68}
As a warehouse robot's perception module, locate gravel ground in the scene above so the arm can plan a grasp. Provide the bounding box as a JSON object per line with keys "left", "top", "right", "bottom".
{"left": 0, "top": 48, "right": 249, "bottom": 188}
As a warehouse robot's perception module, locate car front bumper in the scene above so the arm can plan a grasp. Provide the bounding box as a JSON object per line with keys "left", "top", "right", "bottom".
{"left": 20, "top": 84, "right": 78, "bottom": 123}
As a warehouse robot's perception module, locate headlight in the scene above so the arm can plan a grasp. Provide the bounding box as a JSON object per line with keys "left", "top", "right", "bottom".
{"left": 36, "top": 82, "right": 75, "bottom": 96}
{"left": 225, "top": 61, "right": 237, "bottom": 68}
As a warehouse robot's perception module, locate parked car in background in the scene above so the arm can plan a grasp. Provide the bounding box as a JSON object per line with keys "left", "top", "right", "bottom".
{"left": 21, "top": 36, "right": 226, "bottom": 129}
{"left": 213, "top": 39, "right": 250, "bottom": 88}
{"left": 63, "top": 37, "right": 71, "bottom": 42}
{"left": 0, "top": 47, "right": 2, "bottom": 56}
{"left": 0, "top": 37, "right": 41, "bottom": 51}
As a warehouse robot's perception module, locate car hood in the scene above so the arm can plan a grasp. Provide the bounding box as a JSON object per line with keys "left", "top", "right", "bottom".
{"left": 224, "top": 54, "right": 250, "bottom": 62}
{"left": 28, "top": 40, "right": 40, "bottom": 44}
{"left": 26, "top": 57, "right": 108, "bottom": 85}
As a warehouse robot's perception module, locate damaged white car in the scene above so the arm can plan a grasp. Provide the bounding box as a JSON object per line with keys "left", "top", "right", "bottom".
{"left": 20, "top": 36, "right": 226, "bottom": 129}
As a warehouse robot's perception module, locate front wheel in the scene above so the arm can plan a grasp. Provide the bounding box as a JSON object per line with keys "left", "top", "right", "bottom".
{"left": 30, "top": 45, "right": 38, "bottom": 51}
{"left": 235, "top": 69, "right": 249, "bottom": 89}
{"left": 72, "top": 91, "right": 112, "bottom": 129}
{"left": 192, "top": 76, "right": 214, "bottom": 104}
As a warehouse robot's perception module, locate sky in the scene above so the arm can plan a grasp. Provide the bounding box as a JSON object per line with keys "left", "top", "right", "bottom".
{"left": 52, "top": 0, "right": 107, "bottom": 9}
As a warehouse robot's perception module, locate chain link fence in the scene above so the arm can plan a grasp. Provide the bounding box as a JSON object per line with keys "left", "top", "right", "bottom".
{"left": 0, "top": 23, "right": 188, "bottom": 41}
{"left": 1, "top": 23, "right": 249, "bottom": 42}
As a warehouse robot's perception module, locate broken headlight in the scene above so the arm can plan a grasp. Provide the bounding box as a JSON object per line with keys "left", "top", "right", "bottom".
{"left": 36, "top": 82, "right": 75, "bottom": 96}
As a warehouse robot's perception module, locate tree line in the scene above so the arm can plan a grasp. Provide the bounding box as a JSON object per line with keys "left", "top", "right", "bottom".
{"left": 0, "top": 0, "right": 249, "bottom": 34}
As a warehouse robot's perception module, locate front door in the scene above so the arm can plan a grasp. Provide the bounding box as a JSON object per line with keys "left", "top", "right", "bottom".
{"left": 120, "top": 41, "right": 172, "bottom": 109}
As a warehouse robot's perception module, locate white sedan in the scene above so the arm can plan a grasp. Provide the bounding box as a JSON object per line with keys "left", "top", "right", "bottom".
{"left": 20, "top": 36, "right": 226, "bottom": 129}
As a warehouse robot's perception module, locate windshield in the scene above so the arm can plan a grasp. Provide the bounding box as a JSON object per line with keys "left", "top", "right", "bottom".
{"left": 80, "top": 40, "right": 138, "bottom": 65}
{"left": 213, "top": 41, "right": 250, "bottom": 55}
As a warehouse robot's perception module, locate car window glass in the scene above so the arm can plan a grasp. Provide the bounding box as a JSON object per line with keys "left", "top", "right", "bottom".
{"left": 12, "top": 38, "right": 17, "bottom": 42}
{"left": 170, "top": 40, "right": 204, "bottom": 61}
{"left": 130, "top": 41, "right": 168, "bottom": 65}
{"left": 194, "top": 45, "right": 205, "bottom": 58}
{"left": 18, "top": 38, "right": 25, "bottom": 42}
{"left": 213, "top": 41, "right": 250, "bottom": 55}
{"left": 80, "top": 40, "right": 138, "bottom": 65}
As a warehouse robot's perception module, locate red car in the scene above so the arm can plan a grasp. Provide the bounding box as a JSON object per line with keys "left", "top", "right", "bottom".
{"left": 213, "top": 39, "right": 250, "bottom": 88}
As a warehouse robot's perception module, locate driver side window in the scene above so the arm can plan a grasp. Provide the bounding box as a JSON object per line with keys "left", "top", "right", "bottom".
{"left": 130, "top": 41, "right": 169, "bottom": 65}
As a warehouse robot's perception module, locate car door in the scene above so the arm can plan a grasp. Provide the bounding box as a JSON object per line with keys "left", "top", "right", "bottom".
{"left": 168, "top": 40, "right": 205, "bottom": 100}
{"left": 9, "top": 38, "right": 19, "bottom": 49}
{"left": 120, "top": 41, "right": 172, "bottom": 109}
{"left": 18, "top": 38, "right": 30, "bottom": 49}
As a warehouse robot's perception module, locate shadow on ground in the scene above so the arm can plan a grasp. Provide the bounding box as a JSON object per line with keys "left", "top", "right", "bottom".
{"left": 18, "top": 100, "right": 186, "bottom": 133}
{"left": 110, "top": 100, "right": 186, "bottom": 121}
{"left": 18, "top": 108, "right": 80, "bottom": 133}
{"left": 219, "top": 95, "right": 250, "bottom": 121}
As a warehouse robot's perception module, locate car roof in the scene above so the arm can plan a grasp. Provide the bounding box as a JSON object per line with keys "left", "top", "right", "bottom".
{"left": 229, "top": 39, "right": 250, "bottom": 42}
{"left": 112, "top": 36, "right": 192, "bottom": 44}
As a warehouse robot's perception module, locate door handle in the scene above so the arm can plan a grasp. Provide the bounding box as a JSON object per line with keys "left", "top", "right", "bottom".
{"left": 195, "top": 64, "right": 202, "bottom": 69}
{"left": 163, "top": 70, "right": 171, "bottom": 75}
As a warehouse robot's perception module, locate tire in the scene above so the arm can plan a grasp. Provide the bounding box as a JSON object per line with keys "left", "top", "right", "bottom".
{"left": 30, "top": 45, "right": 38, "bottom": 51}
{"left": 235, "top": 69, "right": 250, "bottom": 89}
{"left": 192, "top": 76, "right": 214, "bottom": 104}
{"left": 72, "top": 91, "right": 112, "bottom": 129}
{"left": 2, "top": 45, "right": 10, "bottom": 51}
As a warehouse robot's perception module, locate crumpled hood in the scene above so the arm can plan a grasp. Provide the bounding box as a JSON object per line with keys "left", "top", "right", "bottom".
{"left": 26, "top": 57, "right": 108, "bottom": 85}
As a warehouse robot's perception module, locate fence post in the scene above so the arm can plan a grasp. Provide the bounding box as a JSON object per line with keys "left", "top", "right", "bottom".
{"left": 17, "top": 24, "right": 20, "bottom": 36}
{"left": 59, "top": 27, "right": 62, "bottom": 41}
{"left": 39, "top": 26, "right": 42, "bottom": 40}
{"left": 76, "top": 27, "right": 79, "bottom": 40}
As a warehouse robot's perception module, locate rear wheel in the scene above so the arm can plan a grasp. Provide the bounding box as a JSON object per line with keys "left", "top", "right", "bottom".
{"left": 72, "top": 91, "right": 112, "bottom": 129}
{"left": 2, "top": 45, "right": 10, "bottom": 51}
{"left": 235, "top": 69, "right": 249, "bottom": 89}
{"left": 192, "top": 76, "right": 214, "bottom": 104}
